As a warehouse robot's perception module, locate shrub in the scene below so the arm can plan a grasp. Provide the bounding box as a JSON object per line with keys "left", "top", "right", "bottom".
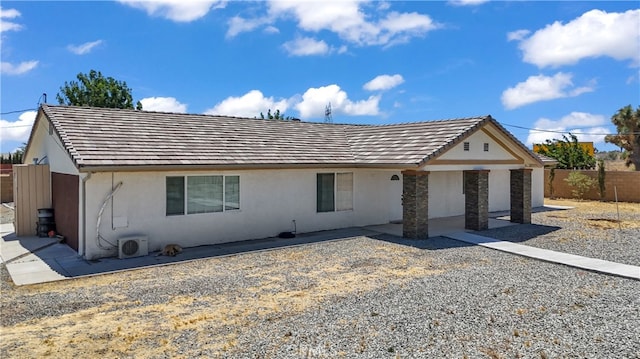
{"left": 564, "top": 171, "right": 597, "bottom": 200}
{"left": 597, "top": 160, "right": 606, "bottom": 200}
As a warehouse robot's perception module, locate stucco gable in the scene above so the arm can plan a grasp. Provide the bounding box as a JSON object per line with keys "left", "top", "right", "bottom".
{"left": 426, "top": 121, "right": 542, "bottom": 167}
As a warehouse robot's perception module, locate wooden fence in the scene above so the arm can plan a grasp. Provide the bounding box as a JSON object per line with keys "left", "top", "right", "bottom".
{"left": 544, "top": 169, "right": 640, "bottom": 202}
{"left": 13, "top": 164, "right": 51, "bottom": 236}
{"left": 1, "top": 174, "right": 12, "bottom": 203}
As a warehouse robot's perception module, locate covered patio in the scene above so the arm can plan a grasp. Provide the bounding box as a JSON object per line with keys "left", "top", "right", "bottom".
{"left": 365, "top": 211, "right": 518, "bottom": 238}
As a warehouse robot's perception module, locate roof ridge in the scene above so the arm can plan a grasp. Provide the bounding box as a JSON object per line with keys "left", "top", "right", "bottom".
{"left": 42, "top": 104, "right": 490, "bottom": 129}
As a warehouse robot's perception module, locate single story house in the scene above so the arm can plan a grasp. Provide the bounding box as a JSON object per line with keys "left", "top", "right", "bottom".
{"left": 22, "top": 105, "right": 544, "bottom": 260}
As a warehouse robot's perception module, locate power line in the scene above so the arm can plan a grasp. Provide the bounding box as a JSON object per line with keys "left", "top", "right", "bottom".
{"left": 1, "top": 124, "right": 33, "bottom": 129}
{"left": 499, "top": 122, "right": 640, "bottom": 136}
{"left": 0, "top": 108, "right": 37, "bottom": 115}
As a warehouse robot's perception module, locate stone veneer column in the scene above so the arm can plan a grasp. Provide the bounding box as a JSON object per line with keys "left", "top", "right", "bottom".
{"left": 402, "top": 170, "right": 429, "bottom": 239}
{"left": 510, "top": 168, "right": 532, "bottom": 224}
{"left": 464, "top": 170, "right": 489, "bottom": 231}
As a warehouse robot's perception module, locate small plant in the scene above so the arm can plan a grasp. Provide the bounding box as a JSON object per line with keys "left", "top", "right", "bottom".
{"left": 597, "top": 159, "right": 606, "bottom": 200}
{"left": 564, "top": 171, "right": 597, "bottom": 200}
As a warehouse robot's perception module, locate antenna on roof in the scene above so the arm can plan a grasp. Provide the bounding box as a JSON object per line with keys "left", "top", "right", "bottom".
{"left": 37, "top": 93, "right": 47, "bottom": 105}
{"left": 324, "top": 102, "right": 332, "bottom": 124}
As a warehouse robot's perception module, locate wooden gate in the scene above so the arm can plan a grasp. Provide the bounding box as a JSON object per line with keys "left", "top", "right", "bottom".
{"left": 13, "top": 164, "right": 51, "bottom": 236}
{"left": 51, "top": 172, "right": 79, "bottom": 250}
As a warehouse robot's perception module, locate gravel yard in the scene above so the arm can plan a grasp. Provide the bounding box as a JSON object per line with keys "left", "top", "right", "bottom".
{"left": 482, "top": 199, "right": 640, "bottom": 267}
{"left": 1, "top": 200, "right": 639, "bottom": 358}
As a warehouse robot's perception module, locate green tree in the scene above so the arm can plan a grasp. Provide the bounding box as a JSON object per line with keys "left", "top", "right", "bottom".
{"left": 259, "top": 109, "right": 293, "bottom": 120}
{"left": 605, "top": 105, "right": 640, "bottom": 171}
{"left": 56, "top": 70, "right": 142, "bottom": 110}
{"left": 534, "top": 133, "right": 596, "bottom": 169}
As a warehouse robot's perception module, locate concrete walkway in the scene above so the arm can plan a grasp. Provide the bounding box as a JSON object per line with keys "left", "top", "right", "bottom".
{"left": 445, "top": 232, "right": 640, "bottom": 280}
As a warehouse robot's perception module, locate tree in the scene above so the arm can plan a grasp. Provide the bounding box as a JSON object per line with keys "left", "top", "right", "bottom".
{"left": 605, "top": 105, "right": 640, "bottom": 171}
{"left": 259, "top": 109, "right": 294, "bottom": 121}
{"left": 56, "top": 70, "right": 142, "bottom": 110}
{"left": 534, "top": 133, "right": 596, "bottom": 169}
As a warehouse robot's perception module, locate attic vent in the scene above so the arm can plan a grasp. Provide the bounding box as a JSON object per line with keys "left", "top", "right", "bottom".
{"left": 463, "top": 142, "right": 470, "bottom": 151}
{"left": 484, "top": 143, "right": 489, "bottom": 152}
{"left": 390, "top": 174, "right": 400, "bottom": 181}
{"left": 48, "top": 123, "right": 53, "bottom": 135}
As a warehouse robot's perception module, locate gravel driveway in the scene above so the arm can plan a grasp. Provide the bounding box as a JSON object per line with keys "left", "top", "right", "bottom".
{"left": 1, "top": 200, "right": 639, "bottom": 358}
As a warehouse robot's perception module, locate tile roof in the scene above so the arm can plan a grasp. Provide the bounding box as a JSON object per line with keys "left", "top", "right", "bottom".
{"left": 37, "top": 105, "right": 536, "bottom": 170}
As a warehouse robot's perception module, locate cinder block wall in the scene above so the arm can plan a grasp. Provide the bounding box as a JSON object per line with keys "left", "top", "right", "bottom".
{"left": 544, "top": 169, "right": 640, "bottom": 202}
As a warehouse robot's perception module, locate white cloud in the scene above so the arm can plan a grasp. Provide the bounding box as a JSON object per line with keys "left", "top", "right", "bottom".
{"left": 448, "top": 0, "right": 489, "bottom": 6}
{"left": 0, "top": 7, "right": 23, "bottom": 33}
{"left": 525, "top": 112, "right": 609, "bottom": 146}
{"left": 1, "top": 60, "right": 38, "bottom": 75}
{"left": 118, "top": 0, "right": 226, "bottom": 22}
{"left": 363, "top": 74, "right": 404, "bottom": 91}
{"left": 0, "top": 111, "right": 37, "bottom": 143}
{"left": 507, "top": 29, "right": 530, "bottom": 42}
{"left": 295, "top": 84, "right": 380, "bottom": 118}
{"left": 514, "top": 9, "right": 640, "bottom": 68}
{"left": 282, "top": 37, "right": 330, "bottom": 56}
{"left": 205, "top": 90, "right": 290, "bottom": 118}
{"left": 501, "top": 72, "right": 594, "bottom": 110}
{"left": 227, "top": 1, "right": 440, "bottom": 49}
{"left": 139, "top": 97, "right": 187, "bottom": 113}
{"left": 263, "top": 25, "right": 279, "bottom": 34}
{"left": 67, "top": 40, "right": 103, "bottom": 55}
{"left": 227, "top": 15, "right": 269, "bottom": 38}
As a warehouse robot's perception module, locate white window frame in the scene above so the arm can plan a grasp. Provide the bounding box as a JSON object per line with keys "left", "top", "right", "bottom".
{"left": 166, "top": 175, "right": 240, "bottom": 216}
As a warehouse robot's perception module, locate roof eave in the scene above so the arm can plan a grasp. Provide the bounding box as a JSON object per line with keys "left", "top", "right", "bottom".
{"left": 77, "top": 162, "right": 418, "bottom": 173}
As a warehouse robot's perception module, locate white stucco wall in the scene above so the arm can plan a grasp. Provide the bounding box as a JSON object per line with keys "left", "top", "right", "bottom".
{"left": 531, "top": 167, "right": 544, "bottom": 207}
{"left": 427, "top": 171, "right": 464, "bottom": 218}
{"left": 82, "top": 168, "right": 396, "bottom": 259}
{"left": 437, "top": 130, "right": 515, "bottom": 161}
{"left": 24, "top": 115, "right": 79, "bottom": 176}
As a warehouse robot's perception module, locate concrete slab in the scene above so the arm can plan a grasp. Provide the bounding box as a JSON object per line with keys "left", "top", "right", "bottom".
{"left": 0, "top": 223, "right": 14, "bottom": 234}
{"left": 1, "top": 234, "right": 59, "bottom": 263}
{"left": 365, "top": 215, "right": 518, "bottom": 238}
{"left": 445, "top": 231, "right": 640, "bottom": 280}
{"left": 6, "top": 259, "right": 68, "bottom": 285}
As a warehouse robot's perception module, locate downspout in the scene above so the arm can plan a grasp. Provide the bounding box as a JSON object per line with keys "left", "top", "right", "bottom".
{"left": 80, "top": 172, "right": 92, "bottom": 258}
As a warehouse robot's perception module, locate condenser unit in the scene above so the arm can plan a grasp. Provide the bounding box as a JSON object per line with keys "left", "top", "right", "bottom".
{"left": 118, "top": 236, "right": 148, "bottom": 259}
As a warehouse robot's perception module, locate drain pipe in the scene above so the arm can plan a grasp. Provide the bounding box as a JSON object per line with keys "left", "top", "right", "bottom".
{"left": 80, "top": 172, "right": 92, "bottom": 257}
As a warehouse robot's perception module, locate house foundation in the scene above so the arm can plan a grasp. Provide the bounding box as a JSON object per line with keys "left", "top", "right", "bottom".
{"left": 464, "top": 170, "right": 489, "bottom": 230}
{"left": 402, "top": 170, "right": 429, "bottom": 239}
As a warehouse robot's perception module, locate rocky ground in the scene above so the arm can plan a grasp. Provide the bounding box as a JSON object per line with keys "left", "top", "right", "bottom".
{"left": 1, "top": 200, "right": 638, "bottom": 358}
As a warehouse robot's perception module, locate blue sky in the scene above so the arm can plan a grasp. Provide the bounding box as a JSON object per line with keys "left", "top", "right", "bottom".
{"left": 1, "top": 1, "right": 639, "bottom": 153}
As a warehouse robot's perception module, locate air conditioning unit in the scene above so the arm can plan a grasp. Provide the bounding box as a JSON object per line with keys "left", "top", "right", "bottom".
{"left": 118, "top": 236, "right": 148, "bottom": 259}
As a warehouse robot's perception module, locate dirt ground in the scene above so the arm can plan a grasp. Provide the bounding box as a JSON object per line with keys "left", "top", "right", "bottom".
{"left": 544, "top": 198, "right": 640, "bottom": 230}
{"left": 0, "top": 204, "right": 13, "bottom": 225}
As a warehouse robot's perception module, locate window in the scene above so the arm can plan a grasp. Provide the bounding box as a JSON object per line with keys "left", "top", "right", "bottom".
{"left": 463, "top": 142, "right": 470, "bottom": 151}
{"left": 484, "top": 143, "right": 489, "bottom": 152}
{"left": 166, "top": 175, "right": 239, "bottom": 216}
{"left": 166, "top": 177, "right": 185, "bottom": 215}
{"left": 317, "top": 172, "right": 353, "bottom": 212}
